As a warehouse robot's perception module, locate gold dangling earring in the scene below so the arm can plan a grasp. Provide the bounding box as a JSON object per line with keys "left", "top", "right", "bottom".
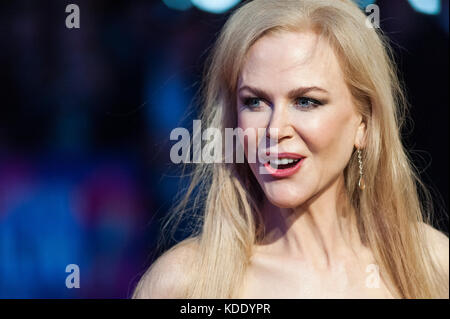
{"left": 357, "top": 148, "right": 366, "bottom": 190}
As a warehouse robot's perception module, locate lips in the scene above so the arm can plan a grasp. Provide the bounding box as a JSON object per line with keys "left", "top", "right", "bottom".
{"left": 261, "top": 152, "right": 305, "bottom": 178}
{"left": 264, "top": 152, "right": 304, "bottom": 160}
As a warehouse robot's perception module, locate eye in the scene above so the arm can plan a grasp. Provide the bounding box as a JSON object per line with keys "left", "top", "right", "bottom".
{"left": 242, "top": 97, "right": 264, "bottom": 110}
{"left": 295, "top": 97, "right": 323, "bottom": 109}
{"left": 241, "top": 96, "right": 323, "bottom": 110}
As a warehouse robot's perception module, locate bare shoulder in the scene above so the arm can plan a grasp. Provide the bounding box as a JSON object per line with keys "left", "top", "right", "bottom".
{"left": 420, "top": 222, "right": 449, "bottom": 276}
{"left": 132, "top": 237, "right": 200, "bottom": 299}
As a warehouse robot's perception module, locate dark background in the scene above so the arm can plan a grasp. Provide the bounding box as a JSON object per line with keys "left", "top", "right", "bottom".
{"left": 0, "top": 0, "right": 448, "bottom": 298}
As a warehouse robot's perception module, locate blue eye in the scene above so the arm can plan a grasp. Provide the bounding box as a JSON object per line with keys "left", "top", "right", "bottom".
{"left": 295, "top": 97, "right": 322, "bottom": 109}
{"left": 243, "top": 97, "right": 262, "bottom": 109}
{"left": 242, "top": 96, "right": 323, "bottom": 110}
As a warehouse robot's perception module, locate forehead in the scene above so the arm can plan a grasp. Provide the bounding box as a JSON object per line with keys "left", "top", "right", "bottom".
{"left": 238, "top": 30, "right": 345, "bottom": 92}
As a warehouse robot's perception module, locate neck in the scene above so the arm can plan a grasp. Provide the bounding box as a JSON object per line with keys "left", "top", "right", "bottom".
{"left": 256, "top": 176, "right": 364, "bottom": 269}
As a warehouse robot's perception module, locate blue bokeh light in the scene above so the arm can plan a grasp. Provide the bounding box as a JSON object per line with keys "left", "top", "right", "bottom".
{"left": 408, "top": 0, "right": 441, "bottom": 15}
{"left": 353, "top": 0, "right": 376, "bottom": 10}
{"left": 162, "top": 0, "right": 193, "bottom": 11}
{"left": 191, "top": 0, "right": 241, "bottom": 14}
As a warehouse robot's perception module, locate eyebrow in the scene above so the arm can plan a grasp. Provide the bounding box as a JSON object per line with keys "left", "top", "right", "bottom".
{"left": 238, "top": 85, "right": 329, "bottom": 99}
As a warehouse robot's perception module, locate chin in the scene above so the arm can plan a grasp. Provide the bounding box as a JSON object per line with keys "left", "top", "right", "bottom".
{"left": 264, "top": 189, "right": 309, "bottom": 209}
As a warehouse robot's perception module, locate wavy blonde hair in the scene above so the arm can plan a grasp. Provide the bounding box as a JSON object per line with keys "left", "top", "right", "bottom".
{"left": 136, "top": 0, "right": 448, "bottom": 298}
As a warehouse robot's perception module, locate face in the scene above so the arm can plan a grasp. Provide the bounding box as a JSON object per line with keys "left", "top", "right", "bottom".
{"left": 236, "top": 30, "right": 365, "bottom": 209}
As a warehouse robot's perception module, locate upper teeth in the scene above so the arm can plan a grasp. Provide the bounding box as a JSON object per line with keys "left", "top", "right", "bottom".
{"left": 270, "top": 158, "right": 299, "bottom": 165}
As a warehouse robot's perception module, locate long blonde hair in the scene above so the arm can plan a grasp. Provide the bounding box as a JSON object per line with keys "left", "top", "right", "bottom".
{"left": 146, "top": 0, "right": 448, "bottom": 298}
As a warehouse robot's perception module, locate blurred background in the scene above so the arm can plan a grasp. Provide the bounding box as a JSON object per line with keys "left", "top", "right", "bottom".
{"left": 0, "top": 0, "right": 448, "bottom": 298}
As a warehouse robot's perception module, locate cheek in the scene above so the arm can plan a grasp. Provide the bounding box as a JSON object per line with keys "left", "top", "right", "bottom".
{"left": 237, "top": 111, "right": 270, "bottom": 130}
{"left": 237, "top": 112, "right": 270, "bottom": 158}
{"left": 297, "top": 109, "right": 356, "bottom": 161}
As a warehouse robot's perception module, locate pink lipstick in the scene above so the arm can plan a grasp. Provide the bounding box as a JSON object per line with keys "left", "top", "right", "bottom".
{"left": 262, "top": 152, "right": 305, "bottom": 178}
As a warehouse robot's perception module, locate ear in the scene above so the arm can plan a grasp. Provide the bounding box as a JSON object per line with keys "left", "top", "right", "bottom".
{"left": 354, "top": 119, "right": 366, "bottom": 149}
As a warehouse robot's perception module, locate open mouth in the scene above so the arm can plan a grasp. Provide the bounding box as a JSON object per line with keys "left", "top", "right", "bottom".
{"left": 262, "top": 155, "right": 305, "bottom": 178}
{"left": 268, "top": 158, "right": 301, "bottom": 169}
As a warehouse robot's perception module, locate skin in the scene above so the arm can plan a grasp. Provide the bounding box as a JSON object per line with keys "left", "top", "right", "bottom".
{"left": 134, "top": 29, "right": 449, "bottom": 300}
{"left": 235, "top": 29, "right": 395, "bottom": 298}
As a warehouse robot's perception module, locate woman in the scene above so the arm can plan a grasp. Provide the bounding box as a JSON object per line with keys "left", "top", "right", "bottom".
{"left": 133, "top": 0, "right": 449, "bottom": 298}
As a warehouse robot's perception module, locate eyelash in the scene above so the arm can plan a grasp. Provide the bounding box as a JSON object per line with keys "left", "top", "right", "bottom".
{"left": 242, "top": 96, "right": 323, "bottom": 110}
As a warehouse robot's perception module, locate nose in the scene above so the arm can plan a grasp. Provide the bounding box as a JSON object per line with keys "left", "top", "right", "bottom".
{"left": 265, "top": 103, "right": 294, "bottom": 143}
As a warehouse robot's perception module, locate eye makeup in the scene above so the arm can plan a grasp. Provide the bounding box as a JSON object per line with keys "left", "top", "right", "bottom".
{"left": 240, "top": 95, "right": 325, "bottom": 111}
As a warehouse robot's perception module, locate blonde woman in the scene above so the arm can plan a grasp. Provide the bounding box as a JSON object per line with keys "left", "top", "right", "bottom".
{"left": 133, "top": 0, "right": 449, "bottom": 298}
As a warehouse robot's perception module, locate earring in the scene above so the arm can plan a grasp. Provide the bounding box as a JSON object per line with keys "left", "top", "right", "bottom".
{"left": 357, "top": 148, "right": 365, "bottom": 190}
